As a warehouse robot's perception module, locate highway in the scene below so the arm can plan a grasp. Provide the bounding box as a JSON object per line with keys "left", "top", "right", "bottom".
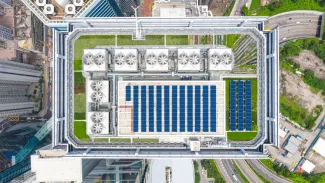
{"left": 234, "top": 159, "right": 263, "bottom": 183}
{"left": 217, "top": 159, "right": 244, "bottom": 183}
{"left": 265, "top": 11, "right": 324, "bottom": 42}
{"left": 246, "top": 159, "right": 292, "bottom": 183}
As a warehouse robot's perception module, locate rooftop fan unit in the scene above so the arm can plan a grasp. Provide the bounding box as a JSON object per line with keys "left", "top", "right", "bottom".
{"left": 91, "top": 112, "right": 103, "bottom": 123}
{"left": 91, "top": 91, "right": 104, "bottom": 102}
{"left": 222, "top": 53, "right": 232, "bottom": 65}
{"left": 189, "top": 53, "right": 200, "bottom": 65}
{"left": 178, "top": 53, "right": 188, "bottom": 65}
{"left": 91, "top": 123, "right": 103, "bottom": 134}
{"left": 36, "top": 0, "right": 46, "bottom": 6}
{"left": 146, "top": 53, "right": 157, "bottom": 65}
{"left": 91, "top": 81, "right": 103, "bottom": 91}
{"left": 114, "top": 53, "right": 125, "bottom": 65}
{"left": 65, "top": 4, "right": 76, "bottom": 15}
{"left": 84, "top": 53, "right": 94, "bottom": 65}
{"left": 158, "top": 53, "right": 168, "bottom": 65}
{"left": 95, "top": 54, "right": 105, "bottom": 65}
{"left": 126, "top": 53, "right": 137, "bottom": 65}
{"left": 210, "top": 53, "right": 221, "bottom": 65}
{"left": 43, "top": 4, "right": 55, "bottom": 15}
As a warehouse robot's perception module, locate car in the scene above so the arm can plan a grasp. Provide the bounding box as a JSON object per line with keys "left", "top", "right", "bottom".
{"left": 235, "top": 11, "right": 238, "bottom": 15}
{"left": 296, "top": 21, "right": 300, "bottom": 24}
{"left": 308, "top": 20, "right": 312, "bottom": 22}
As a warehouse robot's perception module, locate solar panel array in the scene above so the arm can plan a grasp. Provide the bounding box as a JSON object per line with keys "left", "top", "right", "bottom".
{"left": 229, "top": 80, "right": 252, "bottom": 131}
{"left": 129, "top": 85, "right": 218, "bottom": 133}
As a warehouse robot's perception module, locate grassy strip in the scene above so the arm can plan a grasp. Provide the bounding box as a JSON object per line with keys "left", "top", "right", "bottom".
{"left": 166, "top": 35, "right": 188, "bottom": 45}
{"left": 254, "top": 0, "right": 325, "bottom": 16}
{"left": 246, "top": 160, "right": 271, "bottom": 183}
{"left": 117, "top": 35, "right": 164, "bottom": 45}
{"left": 74, "top": 60, "right": 82, "bottom": 71}
{"left": 74, "top": 121, "right": 90, "bottom": 140}
{"left": 224, "top": 78, "right": 258, "bottom": 131}
{"left": 224, "top": 0, "right": 235, "bottom": 16}
{"left": 194, "top": 161, "right": 200, "bottom": 183}
{"left": 110, "top": 138, "right": 131, "bottom": 143}
{"left": 225, "top": 34, "right": 241, "bottom": 48}
{"left": 132, "top": 138, "right": 159, "bottom": 143}
{"left": 227, "top": 132, "right": 258, "bottom": 141}
{"left": 74, "top": 72, "right": 85, "bottom": 83}
{"left": 74, "top": 93, "right": 86, "bottom": 120}
{"left": 233, "top": 161, "right": 250, "bottom": 183}
{"left": 250, "top": 0, "right": 260, "bottom": 10}
{"left": 260, "top": 159, "right": 275, "bottom": 171}
{"left": 201, "top": 160, "right": 226, "bottom": 183}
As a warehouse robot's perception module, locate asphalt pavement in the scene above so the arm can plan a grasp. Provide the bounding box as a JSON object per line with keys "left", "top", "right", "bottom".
{"left": 219, "top": 159, "right": 245, "bottom": 183}
{"left": 246, "top": 159, "right": 292, "bottom": 183}
{"left": 234, "top": 159, "right": 263, "bottom": 183}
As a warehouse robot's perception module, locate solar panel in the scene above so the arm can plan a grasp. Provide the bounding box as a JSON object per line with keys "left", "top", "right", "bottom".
{"left": 245, "top": 81, "right": 252, "bottom": 131}
{"left": 187, "top": 86, "right": 193, "bottom": 132}
{"left": 180, "top": 86, "right": 185, "bottom": 132}
{"left": 172, "top": 85, "right": 178, "bottom": 132}
{"left": 156, "top": 86, "right": 162, "bottom": 132}
{"left": 141, "top": 86, "right": 146, "bottom": 132}
{"left": 203, "top": 85, "right": 209, "bottom": 132}
{"left": 230, "top": 81, "right": 236, "bottom": 131}
{"left": 126, "top": 86, "right": 131, "bottom": 101}
{"left": 164, "top": 86, "right": 170, "bottom": 132}
{"left": 149, "top": 86, "right": 154, "bottom": 132}
{"left": 133, "top": 86, "right": 139, "bottom": 132}
{"left": 210, "top": 85, "right": 217, "bottom": 132}
{"left": 195, "top": 85, "right": 201, "bottom": 132}
{"left": 238, "top": 81, "right": 244, "bottom": 131}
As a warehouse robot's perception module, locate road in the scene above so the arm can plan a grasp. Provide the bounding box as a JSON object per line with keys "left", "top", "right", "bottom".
{"left": 218, "top": 159, "right": 244, "bottom": 183}
{"left": 246, "top": 159, "right": 292, "bottom": 183}
{"left": 231, "top": 0, "right": 247, "bottom": 16}
{"left": 265, "top": 11, "right": 324, "bottom": 42}
{"left": 234, "top": 159, "right": 263, "bottom": 183}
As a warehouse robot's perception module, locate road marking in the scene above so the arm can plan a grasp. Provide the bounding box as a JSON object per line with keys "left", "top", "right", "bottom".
{"left": 309, "top": 152, "right": 314, "bottom": 158}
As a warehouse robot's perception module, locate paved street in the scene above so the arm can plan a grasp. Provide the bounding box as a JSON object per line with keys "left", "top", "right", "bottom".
{"left": 246, "top": 159, "right": 292, "bottom": 183}
{"left": 218, "top": 159, "right": 244, "bottom": 183}
{"left": 234, "top": 159, "right": 262, "bottom": 183}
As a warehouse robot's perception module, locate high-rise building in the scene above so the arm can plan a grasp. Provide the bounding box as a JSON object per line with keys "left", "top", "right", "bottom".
{"left": 0, "top": 25, "right": 13, "bottom": 40}
{"left": 0, "top": 0, "right": 12, "bottom": 8}
{"left": 0, "top": 59, "right": 42, "bottom": 122}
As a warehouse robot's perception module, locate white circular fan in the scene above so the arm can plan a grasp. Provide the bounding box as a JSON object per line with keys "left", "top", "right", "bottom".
{"left": 91, "top": 81, "right": 103, "bottom": 91}
{"left": 146, "top": 53, "right": 157, "bottom": 65}
{"left": 126, "top": 54, "right": 137, "bottom": 65}
{"left": 210, "top": 53, "right": 221, "bottom": 65}
{"left": 92, "top": 123, "right": 103, "bottom": 134}
{"left": 91, "top": 91, "right": 103, "bottom": 102}
{"left": 158, "top": 53, "right": 168, "bottom": 65}
{"left": 178, "top": 53, "right": 188, "bottom": 65}
{"left": 95, "top": 54, "right": 105, "bottom": 65}
{"left": 114, "top": 53, "right": 125, "bottom": 65}
{"left": 189, "top": 53, "right": 200, "bottom": 65}
{"left": 222, "top": 53, "right": 232, "bottom": 65}
{"left": 91, "top": 113, "right": 103, "bottom": 123}
{"left": 83, "top": 54, "right": 94, "bottom": 65}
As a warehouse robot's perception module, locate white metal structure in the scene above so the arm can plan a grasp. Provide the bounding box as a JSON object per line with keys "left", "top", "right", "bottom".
{"left": 145, "top": 49, "right": 169, "bottom": 71}
{"left": 82, "top": 49, "right": 108, "bottom": 72}
{"left": 35, "top": 0, "right": 46, "bottom": 7}
{"left": 177, "top": 49, "right": 201, "bottom": 71}
{"left": 113, "top": 49, "right": 138, "bottom": 71}
{"left": 73, "top": 0, "right": 84, "bottom": 6}
{"left": 208, "top": 48, "right": 234, "bottom": 70}
{"left": 43, "top": 4, "right": 54, "bottom": 15}
{"left": 65, "top": 4, "right": 76, "bottom": 15}
{"left": 312, "top": 138, "right": 325, "bottom": 157}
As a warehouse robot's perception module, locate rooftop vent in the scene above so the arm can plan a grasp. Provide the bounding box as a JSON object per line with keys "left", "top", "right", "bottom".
{"left": 84, "top": 53, "right": 94, "bottom": 65}
{"left": 146, "top": 53, "right": 157, "bottom": 65}
{"left": 189, "top": 53, "right": 200, "bottom": 65}
{"left": 210, "top": 53, "right": 221, "bottom": 65}
{"left": 222, "top": 53, "right": 232, "bottom": 65}
{"left": 178, "top": 53, "right": 188, "bottom": 65}
{"left": 126, "top": 53, "right": 136, "bottom": 65}
{"left": 158, "top": 53, "right": 168, "bottom": 65}
{"left": 91, "top": 123, "right": 103, "bottom": 134}
{"left": 65, "top": 4, "right": 75, "bottom": 14}
{"left": 95, "top": 54, "right": 105, "bottom": 65}
{"left": 91, "top": 91, "right": 104, "bottom": 102}
{"left": 114, "top": 53, "right": 125, "bottom": 65}
{"left": 91, "top": 113, "right": 103, "bottom": 123}
{"left": 91, "top": 81, "right": 103, "bottom": 91}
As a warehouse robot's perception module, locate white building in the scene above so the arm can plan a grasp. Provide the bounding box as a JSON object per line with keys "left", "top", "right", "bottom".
{"left": 312, "top": 138, "right": 325, "bottom": 157}
{"left": 0, "top": 59, "right": 41, "bottom": 122}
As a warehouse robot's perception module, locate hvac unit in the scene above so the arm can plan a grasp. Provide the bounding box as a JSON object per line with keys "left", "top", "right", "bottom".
{"left": 91, "top": 81, "right": 103, "bottom": 91}
{"left": 43, "top": 4, "right": 55, "bottom": 15}
{"left": 83, "top": 53, "right": 94, "bottom": 65}
{"left": 65, "top": 4, "right": 76, "bottom": 15}
{"left": 73, "top": 0, "right": 84, "bottom": 6}
{"left": 146, "top": 53, "right": 157, "bottom": 65}
{"left": 210, "top": 53, "right": 221, "bottom": 65}
{"left": 178, "top": 53, "right": 189, "bottom": 65}
{"left": 125, "top": 53, "right": 137, "bottom": 65}
{"left": 189, "top": 53, "right": 200, "bottom": 65}
{"left": 222, "top": 52, "right": 232, "bottom": 65}
{"left": 91, "top": 112, "right": 103, "bottom": 123}
{"left": 91, "top": 123, "right": 104, "bottom": 134}
{"left": 158, "top": 53, "right": 168, "bottom": 65}
{"left": 95, "top": 53, "right": 105, "bottom": 65}
{"left": 114, "top": 53, "right": 125, "bottom": 65}
{"left": 91, "top": 91, "right": 104, "bottom": 102}
{"left": 35, "top": 0, "right": 46, "bottom": 7}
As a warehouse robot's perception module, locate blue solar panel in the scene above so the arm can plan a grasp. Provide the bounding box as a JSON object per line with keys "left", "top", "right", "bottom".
{"left": 187, "top": 86, "right": 193, "bottom": 132}
{"left": 149, "top": 86, "right": 154, "bottom": 132}
{"left": 203, "top": 86, "right": 209, "bottom": 132}
{"left": 195, "top": 85, "right": 201, "bottom": 132}
{"left": 210, "top": 85, "right": 216, "bottom": 132}
{"left": 133, "top": 86, "right": 139, "bottom": 132}
{"left": 156, "top": 86, "right": 162, "bottom": 132}
{"left": 230, "top": 81, "right": 237, "bottom": 131}
{"left": 141, "top": 86, "right": 146, "bottom": 132}
{"left": 245, "top": 81, "right": 252, "bottom": 131}
{"left": 238, "top": 81, "right": 244, "bottom": 131}
{"left": 180, "top": 86, "right": 185, "bottom": 132}
{"left": 126, "top": 86, "right": 131, "bottom": 101}
{"left": 172, "top": 85, "right": 178, "bottom": 132}
{"left": 164, "top": 86, "right": 170, "bottom": 132}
